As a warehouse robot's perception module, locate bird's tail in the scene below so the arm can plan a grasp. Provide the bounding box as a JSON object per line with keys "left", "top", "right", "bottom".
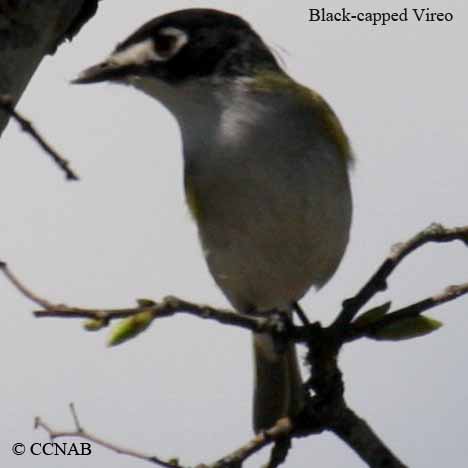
{"left": 252, "top": 332, "right": 304, "bottom": 433}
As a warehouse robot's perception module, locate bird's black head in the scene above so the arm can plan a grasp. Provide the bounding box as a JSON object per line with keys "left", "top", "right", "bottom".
{"left": 74, "top": 9, "right": 281, "bottom": 85}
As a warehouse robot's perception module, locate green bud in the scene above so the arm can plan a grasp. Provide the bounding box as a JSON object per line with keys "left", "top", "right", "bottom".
{"left": 371, "top": 316, "right": 442, "bottom": 341}
{"left": 353, "top": 302, "right": 392, "bottom": 328}
{"left": 107, "top": 310, "right": 154, "bottom": 347}
{"left": 83, "top": 318, "right": 107, "bottom": 331}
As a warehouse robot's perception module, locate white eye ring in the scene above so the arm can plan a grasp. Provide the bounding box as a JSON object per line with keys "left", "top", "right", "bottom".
{"left": 110, "top": 39, "right": 158, "bottom": 66}
{"left": 109, "top": 28, "right": 188, "bottom": 67}
{"left": 154, "top": 27, "right": 189, "bottom": 60}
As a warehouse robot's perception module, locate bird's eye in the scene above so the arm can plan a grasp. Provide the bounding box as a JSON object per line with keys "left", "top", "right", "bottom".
{"left": 154, "top": 27, "right": 188, "bottom": 60}
{"left": 155, "top": 34, "right": 177, "bottom": 57}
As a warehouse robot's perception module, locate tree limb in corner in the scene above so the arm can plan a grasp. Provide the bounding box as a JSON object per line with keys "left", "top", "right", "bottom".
{"left": 0, "top": 0, "right": 101, "bottom": 136}
{"left": 0, "top": 95, "right": 79, "bottom": 180}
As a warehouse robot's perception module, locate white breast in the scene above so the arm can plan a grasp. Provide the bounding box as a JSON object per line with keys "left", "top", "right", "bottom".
{"left": 184, "top": 89, "right": 352, "bottom": 312}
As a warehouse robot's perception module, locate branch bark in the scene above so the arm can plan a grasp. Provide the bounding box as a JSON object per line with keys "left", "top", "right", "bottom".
{"left": 330, "top": 407, "right": 407, "bottom": 468}
{"left": 0, "top": 0, "right": 100, "bottom": 136}
{"left": 35, "top": 403, "right": 179, "bottom": 468}
{"left": 0, "top": 95, "right": 79, "bottom": 179}
{"left": 331, "top": 223, "right": 468, "bottom": 330}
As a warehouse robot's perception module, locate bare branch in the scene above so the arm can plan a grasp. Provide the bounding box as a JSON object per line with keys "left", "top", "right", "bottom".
{"left": 0, "top": 261, "right": 57, "bottom": 310}
{"left": 332, "top": 223, "right": 468, "bottom": 329}
{"left": 0, "top": 259, "right": 292, "bottom": 338}
{"left": 0, "top": 1, "right": 97, "bottom": 136}
{"left": 0, "top": 95, "right": 79, "bottom": 181}
{"left": 35, "top": 404, "right": 180, "bottom": 468}
{"left": 0, "top": 261, "right": 266, "bottom": 332}
{"left": 32, "top": 296, "right": 271, "bottom": 334}
{"left": 36, "top": 405, "right": 292, "bottom": 468}
{"left": 330, "top": 406, "right": 408, "bottom": 468}
{"left": 206, "top": 418, "right": 292, "bottom": 468}
{"left": 290, "top": 332, "right": 411, "bottom": 468}
{"left": 69, "top": 402, "right": 83, "bottom": 433}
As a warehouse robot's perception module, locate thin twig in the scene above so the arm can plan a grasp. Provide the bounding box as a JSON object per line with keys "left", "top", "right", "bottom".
{"left": 0, "top": 260, "right": 281, "bottom": 335}
{"left": 32, "top": 296, "right": 268, "bottom": 333}
{"left": 36, "top": 406, "right": 291, "bottom": 468}
{"left": 329, "top": 406, "right": 408, "bottom": 468}
{"left": 209, "top": 418, "right": 293, "bottom": 468}
{"left": 0, "top": 95, "right": 79, "bottom": 181}
{"left": 69, "top": 402, "right": 83, "bottom": 433}
{"left": 0, "top": 261, "right": 57, "bottom": 310}
{"left": 35, "top": 404, "right": 180, "bottom": 468}
{"left": 332, "top": 223, "right": 468, "bottom": 329}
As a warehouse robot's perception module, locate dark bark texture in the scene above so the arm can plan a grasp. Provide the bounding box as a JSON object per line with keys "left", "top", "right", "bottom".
{"left": 0, "top": 0, "right": 99, "bottom": 135}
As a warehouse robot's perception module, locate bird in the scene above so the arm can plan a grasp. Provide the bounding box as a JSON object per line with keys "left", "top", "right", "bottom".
{"left": 73, "top": 8, "right": 353, "bottom": 433}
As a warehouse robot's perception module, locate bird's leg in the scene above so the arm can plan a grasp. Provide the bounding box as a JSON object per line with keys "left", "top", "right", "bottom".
{"left": 293, "top": 302, "right": 310, "bottom": 326}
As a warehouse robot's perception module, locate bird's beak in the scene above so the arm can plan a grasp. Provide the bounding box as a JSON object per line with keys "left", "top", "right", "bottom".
{"left": 71, "top": 60, "right": 138, "bottom": 85}
{"left": 73, "top": 39, "right": 162, "bottom": 85}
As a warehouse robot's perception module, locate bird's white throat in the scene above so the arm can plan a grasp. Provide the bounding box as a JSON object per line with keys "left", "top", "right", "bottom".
{"left": 129, "top": 75, "right": 263, "bottom": 159}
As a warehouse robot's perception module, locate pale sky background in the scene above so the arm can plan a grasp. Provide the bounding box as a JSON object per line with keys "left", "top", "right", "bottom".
{"left": 2, "top": 1, "right": 467, "bottom": 467}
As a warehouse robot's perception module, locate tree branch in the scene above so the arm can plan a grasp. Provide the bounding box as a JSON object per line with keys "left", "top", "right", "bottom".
{"left": 329, "top": 406, "right": 407, "bottom": 468}
{"left": 207, "top": 418, "right": 292, "bottom": 468}
{"left": 34, "top": 296, "right": 267, "bottom": 332}
{"left": 0, "top": 95, "right": 79, "bottom": 180}
{"left": 0, "top": 260, "right": 57, "bottom": 310}
{"left": 0, "top": 0, "right": 100, "bottom": 136}
{"left": 331, "top": 223, "right": 468, "bottom": 330}
{"left": 36, "top": 404, "right": 292, "bottom": 468}
{"left": 35, "top": 403, "right": 179, "bottom": 468}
